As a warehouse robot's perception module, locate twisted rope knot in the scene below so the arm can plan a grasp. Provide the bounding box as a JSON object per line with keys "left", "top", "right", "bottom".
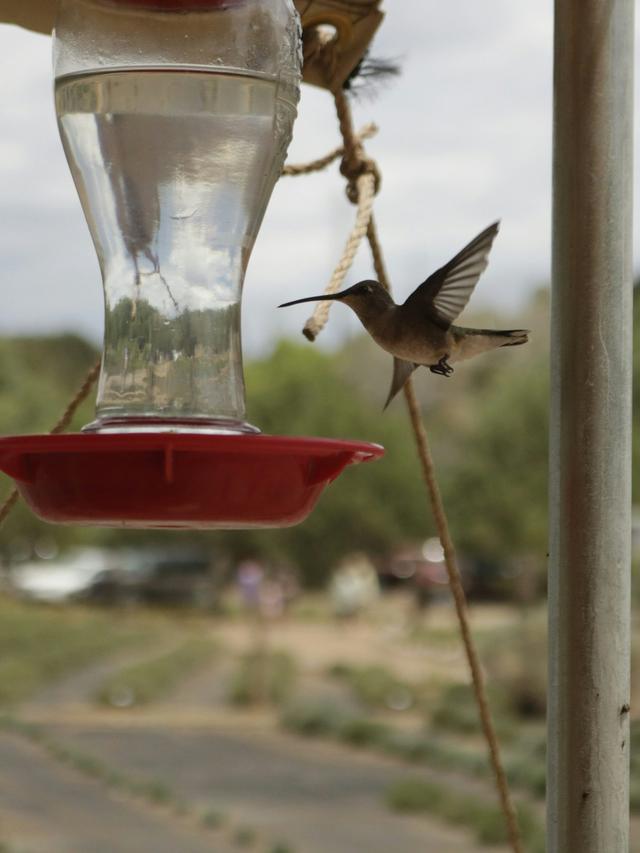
{"left": 331, "top": 87, "right": 380, "bottom": 204}
{"left": 340, "top": 150, "right": 381, "bottom": 203}
{"left": 282, "top": 123, "right": 377, "bottom": 178}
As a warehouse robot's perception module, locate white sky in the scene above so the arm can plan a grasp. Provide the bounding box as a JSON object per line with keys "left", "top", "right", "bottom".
{"left": 0, "top": 3, "right": 638, "bottom": 355}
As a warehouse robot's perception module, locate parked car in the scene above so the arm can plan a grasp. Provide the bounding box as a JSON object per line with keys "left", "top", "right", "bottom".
{"left": 9, "top": 548, "right": 120, "bottom": 604}
{"left": 82, "top": 548, "right": 220, "bottom": 609}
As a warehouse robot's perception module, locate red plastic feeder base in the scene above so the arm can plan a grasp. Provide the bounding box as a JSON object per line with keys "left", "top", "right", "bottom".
{"left": 0, "top": 433, "right": 384, "bottom": 529}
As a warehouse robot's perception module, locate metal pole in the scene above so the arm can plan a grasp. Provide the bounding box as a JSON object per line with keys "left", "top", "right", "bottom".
{"left": 548, "top": 1, "right": 634, "bottom": 851}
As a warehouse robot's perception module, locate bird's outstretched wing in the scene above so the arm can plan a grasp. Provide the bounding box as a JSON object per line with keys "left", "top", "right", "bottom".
{"left": 384, "top": 358, "right": 418, "bottom": 410}
{"left": 403, "top": 222, "right": 500, "bottom": 329}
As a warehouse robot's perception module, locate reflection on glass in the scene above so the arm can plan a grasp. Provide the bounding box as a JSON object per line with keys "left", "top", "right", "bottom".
{"left": 56, "top": 67, "right": 297, "bottom": 432}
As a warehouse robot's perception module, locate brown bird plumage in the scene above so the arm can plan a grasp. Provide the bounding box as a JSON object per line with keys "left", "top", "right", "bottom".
{"left": 280, "top": 222, "right": 529, "bottom": 408}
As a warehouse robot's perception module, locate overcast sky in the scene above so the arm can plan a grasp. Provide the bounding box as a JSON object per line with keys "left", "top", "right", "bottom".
{"left": 0, "top": 3, "right": 638, "bottom": 355}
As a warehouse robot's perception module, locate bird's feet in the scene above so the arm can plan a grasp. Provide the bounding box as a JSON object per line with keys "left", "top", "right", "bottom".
{"left": 429, "top": 356, "right": 454, "bottom": 377}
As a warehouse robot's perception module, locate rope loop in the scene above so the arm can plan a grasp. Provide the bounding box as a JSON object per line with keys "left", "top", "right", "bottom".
{"left": 282, "top": 123, "right": 378, "bottom": 178}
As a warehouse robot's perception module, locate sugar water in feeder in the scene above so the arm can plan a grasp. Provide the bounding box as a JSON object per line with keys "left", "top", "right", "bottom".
{"left": 55, "top": 0, "right": 299, "bottom": 434}
{"left": 0, "top": 0, "right": 383, "bottom": 528}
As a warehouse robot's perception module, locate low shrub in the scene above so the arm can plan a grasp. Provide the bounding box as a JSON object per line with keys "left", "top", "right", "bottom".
{"left": 387, "top": 777, "right": 544, "bottom": 850}
{"left": 280, "top": 702, "right": 347, "bottom": 737}
{"left": 482, "top": 610, "right": 547, "bottom": 719}
{"left": 328, "top": 662, "right": 416, "bottom": 712}
{"left": 505, "top": 754, "right": 546, "bottom": 799}
{"left": 337, "top": 718, "right": 391, "bottom": 747}
{"left": 201, "top": 808, "right": 227, "bottom": 829}
{"left": 233, "top": 826, "right": 257, "bottom": 847}
{"left": 429, "top": 682, "right": 514, "bottom": 740}
{"left": 229, "top": 651, "right": 297, "bottom": 707}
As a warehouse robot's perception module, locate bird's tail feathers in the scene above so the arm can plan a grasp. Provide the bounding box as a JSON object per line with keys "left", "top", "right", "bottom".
{"left": 492, "top": 329, "right": 529, "bottom": 347}
{"left": 464, "top": 328, "right": 529, "bottom": 346}
{"left": 453, "top": 328, "right": 529, "bottom": 361}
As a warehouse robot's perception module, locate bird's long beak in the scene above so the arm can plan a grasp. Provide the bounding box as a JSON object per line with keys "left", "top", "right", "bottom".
{"left": 278, "top": 290, "right": 349, "bottom": 308}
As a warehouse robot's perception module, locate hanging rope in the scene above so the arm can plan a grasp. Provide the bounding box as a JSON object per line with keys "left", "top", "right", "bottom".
{"left": 0, "top": 358, "right": 101, "bottom": 528}
{"left": 0, "top": 490, "right": 19, "bottom": 527}
{"left": 301, "top": 171, "right": 377, "bottom": 341}
{"left": 49, "top": 359, "right": 101, "bottom": 436}
{"left": 401, "top": 377, "right": 522, "bottom": 853}
{"left": 283, "top": 83, "right": 524, "bottom": 853}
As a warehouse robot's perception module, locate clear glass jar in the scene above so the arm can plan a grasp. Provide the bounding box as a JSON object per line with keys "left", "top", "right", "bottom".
{"left": 53, "top": 0, "right": 301, "bottom": 433}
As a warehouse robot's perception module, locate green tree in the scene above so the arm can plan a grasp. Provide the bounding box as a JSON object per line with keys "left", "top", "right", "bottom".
{"left": 440, "top": 359, "right": 549, "bottom": 562}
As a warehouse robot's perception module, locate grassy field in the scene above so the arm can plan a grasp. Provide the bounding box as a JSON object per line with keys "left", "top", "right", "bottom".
{"left": 0, "top": 596, "right": 149, "bottom": 706}
{"left": 0, "top": 594, "right": 226, "bottom": 708}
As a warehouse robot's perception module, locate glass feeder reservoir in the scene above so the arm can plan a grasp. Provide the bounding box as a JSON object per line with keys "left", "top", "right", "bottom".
{"left": 55, "top": 0, "right": 300, "bottom": 434}
{"left": 0, "top": 0, "right": 383, "bottom": 528}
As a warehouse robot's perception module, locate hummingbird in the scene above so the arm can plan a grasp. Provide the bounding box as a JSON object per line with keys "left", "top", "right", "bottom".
{"left": 279, "top": 222, "right": 529, "bottom": 408}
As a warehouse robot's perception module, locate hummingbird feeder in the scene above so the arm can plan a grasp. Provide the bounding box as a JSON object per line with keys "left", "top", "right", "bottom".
{"left": 0, "top": 0, "right": 383, "bottom": 528}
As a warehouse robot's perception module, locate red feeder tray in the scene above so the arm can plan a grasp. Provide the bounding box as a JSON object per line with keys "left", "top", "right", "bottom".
{"left": 0, "top": 433, "right": 384, "bottom": 529}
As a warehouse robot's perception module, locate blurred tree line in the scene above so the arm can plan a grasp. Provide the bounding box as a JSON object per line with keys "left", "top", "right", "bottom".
{"left": 2, "top": 284, "right": 630, "bottom": 589}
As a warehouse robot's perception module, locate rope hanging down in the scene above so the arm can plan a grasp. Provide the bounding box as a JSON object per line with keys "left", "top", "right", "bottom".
{"left": 303, "top": 171, "right": 376, "bottom": 341}
{"left": 0, "top": 359, "right": 101, "bottom": 525}
{"left": 282, "top": 83, "right": 524, "bottom": 853}
{"left": 283, "top": 120, "right": 380, "bottom": 341}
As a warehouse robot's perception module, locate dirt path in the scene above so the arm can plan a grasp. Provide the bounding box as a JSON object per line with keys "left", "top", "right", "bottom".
{"left": 158, "top": 655, "right": 230, "bottom": 710}
{"left": 216, "top": 615, "right": 471, "bottom": 684}
{"left": 47, "top": 719, "right": 508, "bottom": 853}
{"left": 0, "top": 731, "right": 236, "bottom": 853}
